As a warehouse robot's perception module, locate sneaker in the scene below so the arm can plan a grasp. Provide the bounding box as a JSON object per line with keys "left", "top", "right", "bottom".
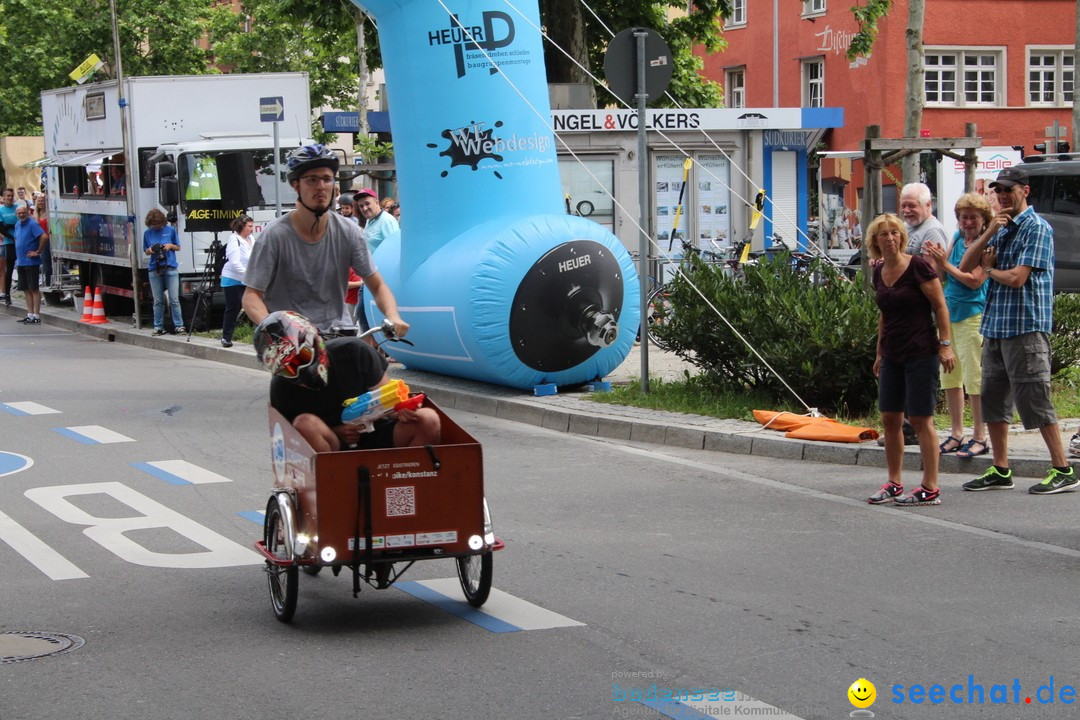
{"left": 895, "top": 485, "right": 941, "bottom": 506}
{"left": 962, "top": 466, "right": 1014, "bottom": 491}
{"left": 868, "top": 482, "right": 904, "bottom": 505}
{"left": 1069, "top": 434, "right": 1080, "bottom": 459}
{"left": 152, "top": 328, "right": 166, "bottom": 336}
{"left": 1029, "top": 467, "right": 1079, "bottom": 495}
{"left": 174, "top": 326, "right": 186, "bottom": 334}
{"left": 220, "top": 338, "right": 233, "bottom": 348}
{"left": 17, "top": 315, "right": 31, "bottom": 323}
{"left": 28, "top": 317, "right": 40, "bottom": 324}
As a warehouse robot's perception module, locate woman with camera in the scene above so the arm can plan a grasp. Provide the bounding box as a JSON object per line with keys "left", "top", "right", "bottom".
{"left": 143, "top": 208, "right": 184, "bottom": 335}
{"left": 220, "top": 214, "right": 255, "bottom": 347}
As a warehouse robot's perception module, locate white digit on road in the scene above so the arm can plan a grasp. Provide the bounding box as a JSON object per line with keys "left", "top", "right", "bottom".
{"left": 25, "top": 482, "right": 261, "bottom": 569}
{"left": 0, "top": 509, "right": 88, "bottom": 580}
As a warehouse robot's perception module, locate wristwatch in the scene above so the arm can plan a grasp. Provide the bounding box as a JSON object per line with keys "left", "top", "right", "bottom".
{"left": 939, "top": 340, "right": 952, "bottom": 347}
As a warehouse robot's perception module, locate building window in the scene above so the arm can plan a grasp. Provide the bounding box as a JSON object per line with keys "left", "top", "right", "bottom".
{"left": 925, "top": 49, "right": 1003, "bottom": 107}
{"left": 729, "top": 0, "right": 746, "bottom": 26}
{"left": 1029, "top": 48, "right": 1074, "bottom": 106}
{"left": 802, "top": 58, "right": 824, "bottom": 108}
{"left": 802, "top": 0, "right": 826, "bottom": 16}
{"left": 726, "top": 68, "right": 746, "bottom": 108}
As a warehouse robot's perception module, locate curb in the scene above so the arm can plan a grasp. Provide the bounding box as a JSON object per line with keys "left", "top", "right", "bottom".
{"left": 9, "top": 301, "right": 1075, "bottom": 479}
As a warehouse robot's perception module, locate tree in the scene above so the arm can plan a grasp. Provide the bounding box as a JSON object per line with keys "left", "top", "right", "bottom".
{"left": 0, "top": 0, "right": 213, "bottom": 135}
{"left": 542, "top": 0, "right": 730, "bottom": 109}
{"left": 848, "top": 0, "right": 925, "bottom": 184}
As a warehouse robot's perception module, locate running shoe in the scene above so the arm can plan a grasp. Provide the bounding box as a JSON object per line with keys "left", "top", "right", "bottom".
{"left": 868, "top": 482, "right": 903, "bottom": 505}
{"left": 895, "top": 486, "right": 941, "bottom": 506}
{"left": 1069, "top": 433, "right": 1080, "bottom": 459}
{"left": 17, "top": 315, "right": 31, "bottom": 323}
{"left": 152, "top": 328, "right": 166, "bottom": 336}
{"left": 962, "top": 466, "right": 1014, "bottom": 491}
{"left": 28, "top": 317, "right": 40, "bottom": 324}
{"left": 1028, "top": 467, "right": 1079, "bottom": 495}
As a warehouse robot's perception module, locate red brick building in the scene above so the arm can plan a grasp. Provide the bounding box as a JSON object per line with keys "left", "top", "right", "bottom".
{"left": 699, "top": 0, "right": 1076, "bottom": 232}
{"left": 703, "top": 0, "right": 1075, "bottom": 152}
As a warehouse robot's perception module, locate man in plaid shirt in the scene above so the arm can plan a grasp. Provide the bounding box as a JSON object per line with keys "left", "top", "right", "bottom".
{"left": 958, "top": 165, "right": 1075, "bottom": 495}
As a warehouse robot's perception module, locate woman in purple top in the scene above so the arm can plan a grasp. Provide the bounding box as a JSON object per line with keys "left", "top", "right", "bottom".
{"left": 865, "top": 213, "right": 956, "bottom": 507}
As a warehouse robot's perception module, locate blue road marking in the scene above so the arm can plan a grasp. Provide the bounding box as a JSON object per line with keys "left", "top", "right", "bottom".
{"left": 51, "top": 428, "right": 100, "bottom": 445}
{"left": 130, "top": 462, "right": 189, "bottom": 485}
{"left": 396, "top": 581, "right": 522, "bottom": 633}
{"left": 236, "top": 511, "right": 265, "bottom": 525}
{"left": 0, "top": 451, "right": 33, "bottom": 477}
{"left": 2, "top": 405, "right": 31, "bottom": 416}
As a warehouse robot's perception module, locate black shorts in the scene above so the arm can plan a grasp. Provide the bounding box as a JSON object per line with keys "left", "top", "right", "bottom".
{"left": 16, "top": 266, "right": 39, "bottom": 291}
{"left": 878, "top": 353, "right": 940, "bottom": 417}
{"left": 353, "top": 418, "right": 397, "bottom": 450}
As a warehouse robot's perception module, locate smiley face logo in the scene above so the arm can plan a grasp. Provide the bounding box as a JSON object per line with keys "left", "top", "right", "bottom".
{"left": 848, "top": 678, "right": 876, "bottom": 709}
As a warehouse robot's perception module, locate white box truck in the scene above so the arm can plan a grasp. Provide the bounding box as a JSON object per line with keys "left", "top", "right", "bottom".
{"left": 39, "top": 72, "right": 314, "bottom": 318}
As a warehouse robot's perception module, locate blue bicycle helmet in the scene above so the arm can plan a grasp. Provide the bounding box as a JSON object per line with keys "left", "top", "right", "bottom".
{"left": 285, "top": 143, "right": 340, "bottom": 183}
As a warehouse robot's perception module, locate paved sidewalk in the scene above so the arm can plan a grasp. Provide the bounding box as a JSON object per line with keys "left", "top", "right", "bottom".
{"left": 7, "top": 297, "right": 1076, "bottom": 479}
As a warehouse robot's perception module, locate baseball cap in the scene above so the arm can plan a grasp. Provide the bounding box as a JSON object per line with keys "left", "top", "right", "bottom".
{"left": 354, "top": 188, "right": 378, "bottom": 201}
{"left": 988, "top": 166, "right": 1029, "bottom": 189}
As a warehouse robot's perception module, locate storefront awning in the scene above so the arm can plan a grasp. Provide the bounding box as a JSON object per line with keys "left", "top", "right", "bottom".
{"left": 41, "top": 148, "right": 123, "bottom": 168}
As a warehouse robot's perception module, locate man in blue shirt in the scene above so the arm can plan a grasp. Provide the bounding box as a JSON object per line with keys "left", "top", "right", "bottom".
{"left": 13, "top": 204, "right": 47, "bottom": 324}
{"left": 354, "top": 188, "right": 399, "bottom": 253}
{"left": 0, "top": 188, "right": 17, "bottom": 306}
{"left": 958, "top": 165, "right": 1074, "bottom": 494}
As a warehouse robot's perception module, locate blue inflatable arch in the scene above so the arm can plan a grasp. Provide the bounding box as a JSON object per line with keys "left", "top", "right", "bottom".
{"left": 351, "top": 0, "right": 638, "bottom": 390}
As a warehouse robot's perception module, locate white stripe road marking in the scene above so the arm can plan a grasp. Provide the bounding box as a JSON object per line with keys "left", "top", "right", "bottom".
{"left": 2, "top": 401, "right": 61, "bottom": 415}
{"left": 411, "top": 578, "right": 585, "bottom": 631}
{"left": 0, "top": 509, "right": 88, "bottom": 580}
{"left": 135, "top": 460, "right": 231, "bottom": 485}
{"left": 55, "top": 425, "right": 135, "bottom": 444}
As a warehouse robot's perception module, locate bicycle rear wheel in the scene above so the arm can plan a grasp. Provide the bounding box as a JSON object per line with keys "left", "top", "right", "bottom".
{"left": 646, "top": 285, "right": 674, "bottom": 351}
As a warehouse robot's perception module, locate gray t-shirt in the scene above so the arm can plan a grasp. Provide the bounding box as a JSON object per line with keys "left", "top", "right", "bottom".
{"left": 906, "top": 215, "right": 948, "bottom": 257}
{"left": 244, "top": 211, "right": 375, "bottom": 332}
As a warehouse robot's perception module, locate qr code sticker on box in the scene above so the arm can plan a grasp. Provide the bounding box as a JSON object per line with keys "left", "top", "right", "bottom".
{"left": 385, "top": 486, "right": 416, "bottom": 517}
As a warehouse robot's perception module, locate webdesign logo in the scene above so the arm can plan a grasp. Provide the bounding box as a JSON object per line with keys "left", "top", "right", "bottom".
{"left": 426, "top": 11, "right": 518, "bottom": 78}
{"left": 427, "top": 119, "right": 551, "bottom": 179}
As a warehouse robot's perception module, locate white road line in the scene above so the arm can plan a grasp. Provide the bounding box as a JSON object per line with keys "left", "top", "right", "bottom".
{"left": 53, "top": 425, "right": 135, "bottom": 445}
{"left": 2, "top": 401, "right": 61, "bottom": 416}
{"left": 406, "top": 578, "right": 585, "bottom": 631}
{"left": 590, "top": 438, "right": 1080, "bottom": 560}
{"left": 0, "top": 509, "right": 88, "bottom": 580}
{"left": 132, "top": 460, "right": 231, "bottom": 485}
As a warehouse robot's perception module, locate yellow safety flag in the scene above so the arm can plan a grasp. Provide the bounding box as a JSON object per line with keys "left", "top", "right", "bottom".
{"left": 749, "top": 188, "right": 766, "bottom": 230}
{"left": 70, "top": 54, "right": 104, "bottom": 85}
{"left": 669, "top": 158, "right": 693, "bottom": 241}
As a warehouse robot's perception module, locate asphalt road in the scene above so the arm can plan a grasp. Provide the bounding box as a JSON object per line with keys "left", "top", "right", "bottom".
{"left": 2, "top": 320, "right": 1079, "bottom": 720}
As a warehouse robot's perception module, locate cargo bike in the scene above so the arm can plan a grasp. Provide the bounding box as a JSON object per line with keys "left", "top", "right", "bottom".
{"left": 253, "top": 327, "right": 503, "bottom": 623}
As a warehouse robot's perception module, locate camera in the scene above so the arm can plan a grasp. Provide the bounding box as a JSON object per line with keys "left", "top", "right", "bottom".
{"left": 150, "top": 242, "right": 167, "bottom": 268}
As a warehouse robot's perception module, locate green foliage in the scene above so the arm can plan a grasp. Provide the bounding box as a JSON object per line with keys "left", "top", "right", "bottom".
{"left": 654, "top": 253, "right": 880, "bottom": 414}
{"left": 563, "top": 0, "right": 729, "bottom": 108}
{"left": 847, "top": 0, "right": 893, "bottom": 61}
{"left": 1051, "top": 292, "right": 1080, "bottom": 377}
{"left": 0, "top": 0, "right": 213, "bottom": 135}
{"left": 206, "top": 0, "right": 370, "bottom": 126}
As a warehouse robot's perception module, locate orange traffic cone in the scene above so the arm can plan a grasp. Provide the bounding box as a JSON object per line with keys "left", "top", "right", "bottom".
{"left": 80, "top": 286, "right": 94, "bottom": 323}
{"left": 89, "top": 288, "right": 108, "bottom": 324}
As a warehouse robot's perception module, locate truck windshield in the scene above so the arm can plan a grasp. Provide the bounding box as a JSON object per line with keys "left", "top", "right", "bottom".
{"left": 178, "top": 149, "right": 297, "bottom": 211}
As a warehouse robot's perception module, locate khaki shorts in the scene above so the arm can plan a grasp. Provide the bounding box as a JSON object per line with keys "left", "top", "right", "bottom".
{"left": 981, "top": 333, "right": 1057, "bottom": 429}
